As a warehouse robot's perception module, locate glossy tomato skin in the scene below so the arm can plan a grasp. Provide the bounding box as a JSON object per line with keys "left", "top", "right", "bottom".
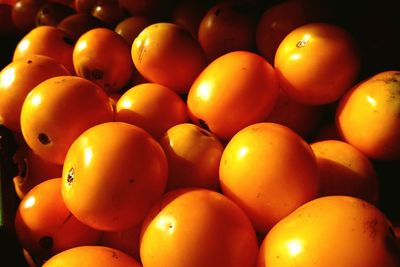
{"left": 140, "top": 188, "right": 259, "bottom": 267}
{"left": 20, "top": 75, "right": 114, "bottom": 165}
{"left": 187, "top": 51, "right": 279, "bottom": 140}
{"left": 57, "top": 13, "right": 107, "bottom": 41}
{"left": 336, "top": 71, "right": 400, "bottom": 160}
{"left": 159, "top": 123, "right": 224, "bottom": 191}
{"left": 62, "top": 122, "right": 168, "bottom": 231}
{"left": 274, "top": 22, "right": 360, "bottom": 105}
{"left": 114, "top": 16, "right": 152, "bottom": 46}
{"left": 73, "top": 28, "right": 134, "bottom": 92}
{"left": 0, "top": 54, "right": 70, "bottom": 132}
{"left": 220, "top": 122, "right": 319, "bottom": 233}
{"left": 132, "top": 22, "right": 206, "bottom": 94}
{"left": 13, "top": 25, "right": 76, "bottom": 74}
{"left": 15, "top": 178, "right": 102, "bottom": 263}
{"left": 43, "top": 246, "right": 141, "bottom": 267}
{"left": 258, "top": 196, "right": 400, "bottom": 267}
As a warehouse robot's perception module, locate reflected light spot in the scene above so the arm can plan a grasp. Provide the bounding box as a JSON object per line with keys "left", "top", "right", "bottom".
{"left": 120, "top": 98, "right": 133, "bottom": 109}
{"left": 287, "top": 239, "right": 303, "bottom": 257}
{"left": 196, "top": 81, "right": 213, "bottom": 101}
{"left": 0, "top": 67, "right": 16, "bottom": 88}
{"left": 24, "top": 196, "right": 36, "bottom": 209}
{"left": 84, "top": 147, "right": 93, "bottom": 166}
{"left": 77, "top": 40, "right": 87, "bottom": 51}
{"left": 31, "top": 95, "right": 42, "bottom": 106}
{"left": 237, "top": 146, "right": 249, "bottom": 159}
{"left": 156, "top": 215, "right": 176, "bottom": 234}
{"left": 302, "top": 34, "right": 311, "bottom": 42}
{"left": 18, "top": 39, "right": 30, "bottom": 53}
{"left": 366, "top": 96, "right": 377, "bottom": 107}
{"left": 290, "top": 53, "right": 301, "bottom": 61}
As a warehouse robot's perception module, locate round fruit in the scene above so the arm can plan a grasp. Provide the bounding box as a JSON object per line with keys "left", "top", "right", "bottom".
{"left": 257, "top": 196, "right": 400, "bottom": 267}
{"left": 220, "top": 122, "right": 319, "bottom": 233}
{"left": 140, "top": 188, "right": 259, "bottom": 267}
{"left": 62, "top": 122, "right": 168, "bottom": 231}
{"left": 114, "top": 16, "right": 152, "bottom": 46}
{"left": 20, "top": 75, "right": 114, "bottom": 164}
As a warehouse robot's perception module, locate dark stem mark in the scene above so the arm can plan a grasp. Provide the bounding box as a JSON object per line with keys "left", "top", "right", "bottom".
{"left": 39, "top": 236, "right": 53, "bottom": 250}
{"left": 67, "top": 167, "right": 74, "bottom": 185}
{"left": 38, "top": 133, "right": 50, "bottom": 145}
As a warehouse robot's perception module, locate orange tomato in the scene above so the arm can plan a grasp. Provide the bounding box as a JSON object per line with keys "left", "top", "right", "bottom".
{"left": 158, "top": 123, "right": 224, "bottom": 191}
{"left": 91, "top": 0, "right": 127, "bottom": 28}
{"left": 187, "top": 51, "right": 279, "bottom": 140}
{"left": 131, "top": 22, "right": 206, "bottom": 94}
{"left": 57, "top": 13, "right": 107, "bottom": 41}
{"left": 61, "top": 122, "right": 168, "bottom": 231}
{"left": 115, "top": 83, "right": 189, "bottom": 139}
{"left": 74, "top": 0, "right": 97, "bottom": 14}
{"left": 336, "top": 70, "right": 400, "bottom": 160}
{"left": 13, "top": 25, "right": 75, "bottom": 74}
{"left": 20, "top": 75, "right": 114, "bottom": 164}
{"left": 198, "top": 1, "right": 258, "bottom": 61}
{"left": 140, "top": 188, "right": 259, "bottom": 267}
{"left": 310, "top": 140, "right": 379, "bottom": 204}
{"left": 257, "top": 196, "right": 400, "bottom": 267}
{"left": 15, "top": 178, "right": 102, "bottom": 263}
{"left": 43, "top": 246, "right": 141, "bottom": 267}
{"left": 114, "top": 16, "right": 152, "bottom": 46}
{"left": 0, "top": 54, "right": 70, "bottom": 132}
{"left": 219, "top": 122, "right": 319, "bottom": 233}
{"left": 12, "top": 0, "right": 46, "bottom": 33}
{"left": 274, "top": 22, "right": 360, "bottom": 105}
{"left": 73, "top": 28, "right": 134, "bottom": 92}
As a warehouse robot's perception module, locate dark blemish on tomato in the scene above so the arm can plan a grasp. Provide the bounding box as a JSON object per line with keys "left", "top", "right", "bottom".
{"left": 198, "top": 127, "right": 212, "bottom": 137}
{"left": 215, "top": 8, "right": 221, "bottom": 16}
{"left": 242, "top": 67, "right": 247, "bottom": 71}
{"left": 63, "top": 36, "right": 75, "bottom": 46}
{"left": 129, "top": 179, "right": 135, "bottom": 184}
{"left": 27, "top": 60, "right": 32, "bottom": 64}
{"left": 67, "top": 167, "right": 74, "bottom": 185}
{"left": 39, "top": 236, "right": 53, "bottom": 250}
{"left": 198, "top": 119, "right": 210, "bottom": 132}
{"left": 296, "top": 39, "right": 308, "bottom": 48}
{"left": 111, "top": 251, "right": 118, "bottom": 259}
{"left": 38, "top": 133, "right": 50, "bottom": 145}
{"left": 363, "top": 218, "right": 378, "bottom": 239}
{"left": 91, "top": 69, "right": 103, "bottom": 80}
{"left": 61, "top": 212, "right": 73, "bottom": 225}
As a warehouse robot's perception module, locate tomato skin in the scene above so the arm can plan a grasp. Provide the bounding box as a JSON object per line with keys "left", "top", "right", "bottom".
{"left": 62, "top": 122, "right": 168, "bottom": 231}
{"left": 274, "top": 22, "right": 360, "bottom": 105}
{"left": 187, "top": 51, "right": 279, "bottom": 140}
{"left": 336, "top": 70, "right": 400, "bottom": 160}
{"left": 132, "top": 22, "right": 206, "bottom": 94}
{"left": 73, "top": 28, "right": 134, "bottom": 92}
{"left": 15, "top": 178, "right": 102, "bottom": 263}
{"left": 220, "top": 122, "right": 319, "bottom": 233}
{"left": 0, "top": 54, "right": 70, "bottom": 132}
{"left": 114, "top": 16, "right": 152, "bottom": 46}
{"left": 43, "top": 246, "right": 141, "bottom": 267}
{"left": 140, "top": 188, "right": 259, "bottom": 267}
{"left": 20, "top": 75, "right": 114, "bottom": 165}
{"left": 258, "top": 196, "right": 400, "bottom": 267}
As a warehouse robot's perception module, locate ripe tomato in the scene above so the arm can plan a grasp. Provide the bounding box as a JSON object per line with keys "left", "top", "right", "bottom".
{"left": 57, "top": 13, "right": 107, "bottom": 41}
{"left": 35, "top": 2, "right": 75, "bottom": 27}
{"left": 43, "top": 246, "right": 141, "bottom": 267}
{"left": 12, "top": 0, "right": 45, "bottom": 33}
{"left": 0, "top": 54, "right": 70, "bottom": 132}
{"left": 20, "top": 75, "right": 114, "bottom": 164}
{"left": 91, "top": 0, "right": 127, "bottom": 28}
{"left": 274, "top": 22, "right": 360, "bottom": 105}
{"left": 114, "top": 16, "right": 153, "bottom": 46}
{"left": 13, "top": 25, "right": 76, "bottom": 74}
{"left": 115, "top": 83, "right": 189, "bottom": 139}
{"left": 61, "top": 122, "right": 168, "bottom": 231}
{"left": 73, "top": 28, "right": 134, "bottom": 92}
{"left": 336, "top": 70, "right": 400, "bottom": 160}
{"left": 187, "top": 51, "right": 279, "bottom": 140}
{"left": 219, "top": 122, "right": 319, "bottom": 233}
{"left": 140, "top": 188, "right": 259, "bottom": 267}
{"left": 74, "top": 0, "right": 97, "bottom": 14}
{"left": 131, "top": 22, "right": 206, "bottom": 94}
{"left": 158, "top": 123, "right": 224, "bottom": 191}
{"left": 198, "top": 1, "right": 258, "bottom": 61}
{"left": 310, "top": 140, "right": 379, "bottom": 204}
{"left": 257, "top": 196, "right": 400, "bottom": 267}
{"left": 15, "top": 178, "right": 101, "bottom": 263}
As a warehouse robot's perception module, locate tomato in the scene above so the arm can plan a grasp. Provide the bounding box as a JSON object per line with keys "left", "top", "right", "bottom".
{"left": 114, "top": 16, "right": 152, "bottom": 46}
{"left": 310, "top": 140, "right": 379, "bottom": 204}
{"left": 274, "top": 22, "right": 360, "bottom": 105}
{"left": 118, "top": 0, "right": 175, "bottom": 19}
{"left": 57, "top": 13, "right": 107, "bottom": 41}
{"left": 158, "top": 123, "right": 224, "bottom": 191}
{"left": 140, "top": 188, "right": 259, "bottom": 267}
{"left": 115, "top": 83, "right": 188, "bottom": 139}
{"left": 219, "top": 122, "right": 319, "bottom": 233}
{"left": 131, "top": 22, "right": 206, "bottom": 94}
{"left": 73, "top": 28, "right": 134, "bottom": 92}
{"left": 91, "top": 0, "right": 127, "bottom": 28}
{"left": 15, "top": 178, "right": 101, "bottom": 263}
{"left": 13, "top": 25, "right": 76, "bottom": 74}
{"left": 257, "top": 196, "right": 400, "bottom": 267}
{"left": 0, "top": 3, "right": 19, "bottom": 37}
{"left": 12, "top": 0, "right": 46, "bottom": 33}
{"left": 0, "top": 54, "right": 70, "bottom": 132}
{"left": 198, "top": 1, "right": 258, "bottom": 62}
{"left": 20, "top": 75, "right": 114, "bottom": 164}
{"left": 336, "top": 70, "right": 400, "bottom": 160}
{"left": 74, "top": 0, "right": 97, "bottom": 14}
{"left": 43, "top": 246, "right": 141, "bottom": 267}
{"left": 61, "top": 122, "right": 168, "bottom": 231}
{"left": 35, "top": 2, "right": 75, "bottom": 27}
{"left": 187, "top": 51, "right": 279, "bottom": 140}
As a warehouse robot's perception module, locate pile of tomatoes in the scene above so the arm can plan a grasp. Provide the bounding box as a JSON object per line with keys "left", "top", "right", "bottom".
{"left": 1, "top": 0, "right": 400, "bottom": 266}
